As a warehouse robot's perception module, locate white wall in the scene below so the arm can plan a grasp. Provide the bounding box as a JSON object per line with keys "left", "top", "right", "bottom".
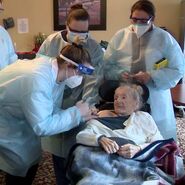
{"left": 0, "top": 0, "right": 182, "bottom": 51}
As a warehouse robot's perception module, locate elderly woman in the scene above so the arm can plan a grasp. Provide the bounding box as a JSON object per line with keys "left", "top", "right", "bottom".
{"left": 76, "top": 83, "right": 163, "bottom": 158}
{"left": 66, "top": 83, "right": 185, "bottom": 185}
{"left": 65, "top": 83, "right": 175, "bottom": 184}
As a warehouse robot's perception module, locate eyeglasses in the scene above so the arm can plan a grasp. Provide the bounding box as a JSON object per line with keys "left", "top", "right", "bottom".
{"left": 60, "top": 54, "right": 94, "bottom": 75}
{"left": 68, "top": 26, "right": 89, "bottom": 34}
{"left": 130, "top": 16, "right": 153, "bottom": 24}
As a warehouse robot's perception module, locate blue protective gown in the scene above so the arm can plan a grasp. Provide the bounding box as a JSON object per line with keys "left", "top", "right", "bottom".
{"left": 37, "top": 31, "right": 104, "bottom": 158}
{"left": 104, "top": 25, "right": 185, "bottom": 140}
{"left": 0, "top": 26, "right": 17, "bottom": 69}
{"left": 0, "top": 57, "right": 81, "bottom": 176}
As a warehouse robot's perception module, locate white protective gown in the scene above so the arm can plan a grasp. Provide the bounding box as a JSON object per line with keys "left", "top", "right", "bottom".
{"left": 37, "top": 31, "right": 104, "bottom": 158}
{"left": 0, "top": 26, "right": 17, "bottom": 69}
{"left": 38, "top": 30, "right": 104, "bottom": 105}
{"left": 77, "top": 111, "right": 163, "bottom": 149}
{"left": 104, "top": 25, "right": 185, "bottom": 140}
{"left": 0, "top": 57, "right": 82, "bottom": 176}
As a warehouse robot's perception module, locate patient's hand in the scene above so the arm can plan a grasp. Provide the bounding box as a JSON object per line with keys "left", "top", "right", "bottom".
{"left": 99, "top": 136, "right": 119, "bottom": 154}
{"left": 117, "top": 144, "right": 141, "bottom": 158}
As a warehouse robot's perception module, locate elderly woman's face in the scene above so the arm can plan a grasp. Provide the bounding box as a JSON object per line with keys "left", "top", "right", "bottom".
{"left": 114, "top": 86, "right": 138, "bottom": 116}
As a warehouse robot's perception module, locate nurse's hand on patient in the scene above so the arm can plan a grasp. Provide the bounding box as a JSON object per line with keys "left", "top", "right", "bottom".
{"left": 75, "top": 101, "right": 98, "bottom": 121}
{"left": 117, "top": 144, "right": 141, "bottom": 158}
{"left": 99, "top": 136, "right": 119, "bottom": 154}
{"left": 132, "top": 71, "right": 151, "bottom": 84}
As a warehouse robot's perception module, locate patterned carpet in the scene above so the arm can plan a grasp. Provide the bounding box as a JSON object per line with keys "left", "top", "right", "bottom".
{"left": 176, "top": 117, "right": 185, "bottom": 159}
{"left": 0, "top": 117, "right": 185, "bottom": 185}
{"left": 0, "top": 151, "right": 57, "bottom": 185}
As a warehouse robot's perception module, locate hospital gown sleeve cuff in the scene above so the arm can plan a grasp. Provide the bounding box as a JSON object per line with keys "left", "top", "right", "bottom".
{"left": 97, "top": 135, "right": 106, "bottom": 145}
{"left": 146, "top": 71, "right": 156, "bottom": 87}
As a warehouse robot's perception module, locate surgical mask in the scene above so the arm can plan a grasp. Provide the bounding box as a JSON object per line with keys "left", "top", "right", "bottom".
{"left": 65, "top": 75, "right": 83, "bottom": 88}
{"left": 132, "top": 23, "right": 151, "bottom": 38}
{"left": 64, "top": 68, "right": 83, "bottom": 89}
{"left": 67, "top": 30, "right": 89, "bottom": 43}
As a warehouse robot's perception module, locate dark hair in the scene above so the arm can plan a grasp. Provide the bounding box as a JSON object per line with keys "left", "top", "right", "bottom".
{"left": 131, "top": 0, "right": 155, "bottom": 18}
{"left": 57, "top": 44, "right": 91, "bottom": 67}
{"left": 66, "top": 3, "right": 89, "bottom": 25}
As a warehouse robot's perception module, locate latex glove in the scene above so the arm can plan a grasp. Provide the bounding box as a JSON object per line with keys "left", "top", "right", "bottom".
{"left": 117, "top": 144, "right": 141, "bottom": 158}
{"left": 121, "top": 71, "right": 133, "bottom": 80}
{"left": 90, "top": 105, "right": 99, "bottom": 116}
{"left": 99, "top": 136, "right": 119, "bottom": 154}
{"left": 75, "top": 100, "right": 97, "bottom": 122}
{"left": 132, "top": 71, "right": 151, "bottom": 84}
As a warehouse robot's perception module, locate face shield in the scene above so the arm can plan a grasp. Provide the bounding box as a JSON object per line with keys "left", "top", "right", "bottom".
{"left": 59, "top": 54, "right": 94, "bottom": 75}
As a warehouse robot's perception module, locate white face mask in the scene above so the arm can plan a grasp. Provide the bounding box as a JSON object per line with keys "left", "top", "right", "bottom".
{"left": 65, "top": 75, "right": 83, "bottom": 88}
{"left": 132, "top": 23, "right": 151, "bottom": 38}
{"left": 67, "top": 30, "right": 89, "bottom": 43}
{"left": 64, "top": 68, "right": 83, "bottom": 88}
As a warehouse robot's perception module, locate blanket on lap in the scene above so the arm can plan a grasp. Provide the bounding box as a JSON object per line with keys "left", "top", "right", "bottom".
{"left": 66, "top": 144, "right": 171, "bottom": 185}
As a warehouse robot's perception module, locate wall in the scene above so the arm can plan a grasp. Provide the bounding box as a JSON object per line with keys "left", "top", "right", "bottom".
{"left": 0, "top": 0, "right": 181, "bottom": 51}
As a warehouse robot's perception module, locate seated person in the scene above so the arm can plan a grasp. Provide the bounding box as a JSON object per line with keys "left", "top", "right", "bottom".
{"left": 76, "top": 83, "right": 163, "bottom": 158}
{"left": 66, "top": 83, "right": 185, "bottom": 185}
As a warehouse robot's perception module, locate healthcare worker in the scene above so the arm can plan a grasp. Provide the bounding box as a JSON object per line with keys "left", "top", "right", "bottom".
{"left": 38, "top": 3, "right": 103, "bottom": 104}
{"left": 38, "top": 3, "right": 104, "bottom": 185}
{"left": 0, "top": 43, "right": 95, "bottom": 185}
{"left": 104, "top": 0, "right": 185, "bottom": 140}
{"left": 0, "top": 0, "right": 17, "bottom": 70}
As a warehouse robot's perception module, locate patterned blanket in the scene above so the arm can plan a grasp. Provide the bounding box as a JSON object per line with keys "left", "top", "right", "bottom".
{"left": 66, "top": 144, "right": 171, "bottom": 185}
